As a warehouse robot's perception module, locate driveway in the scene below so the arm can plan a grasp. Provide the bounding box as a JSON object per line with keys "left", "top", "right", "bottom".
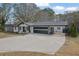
{"left": 0, "top": 33, "right": 65, "bottom": 54}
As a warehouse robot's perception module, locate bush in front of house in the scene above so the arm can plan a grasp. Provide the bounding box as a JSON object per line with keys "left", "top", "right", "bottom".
{"left": 69, "top": 23, "right": 78, "bottom": 37}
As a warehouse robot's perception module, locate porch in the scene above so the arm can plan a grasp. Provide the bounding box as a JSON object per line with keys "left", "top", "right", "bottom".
{"left": 18, "top": 24, "right": 29, "bottom": 33}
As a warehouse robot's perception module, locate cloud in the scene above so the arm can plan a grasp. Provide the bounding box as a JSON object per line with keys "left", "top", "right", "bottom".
{"left": 65, "top": 7, "right": 79, "bottom": 11}
{"left": 52, "top": 6, "right": 65, "bottom": 10}
{"left": 35, "top": 3, "right": 49, "bottom": 7}
{"left": 35, "top": 3, "right": 50, "bottom": 9}
{"left": 35, "top": 4, "right": 79, "bottom": 14}
{"left": 52, "top": 6, "right": 79, "bottom": 14}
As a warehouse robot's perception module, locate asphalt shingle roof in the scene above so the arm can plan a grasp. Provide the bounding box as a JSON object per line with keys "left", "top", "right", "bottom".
{"left": 5, "top": 21, "right": 68, "bottom": 26}
{"left": 30, "top": 21, "right": 68, "bottom": 26}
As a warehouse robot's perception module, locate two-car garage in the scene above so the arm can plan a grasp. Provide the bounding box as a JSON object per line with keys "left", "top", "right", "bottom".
{"left": 30, "top": 25, "right": 54, "bottom": 34}
{"left": 33, "top": 26, "right": 50, "bottom": 34}
{"left": 29, "top": 21, "right": 68, "bottom": 34}
{"left": 30, "top": 26, "right": 68, "bottom": 34}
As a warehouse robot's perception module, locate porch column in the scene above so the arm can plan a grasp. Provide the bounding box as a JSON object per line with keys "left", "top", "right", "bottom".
{"left": 30, "top": 26, "right": 34, "bottom": 33}
{"left": 20, "top": 26, "right": 22, "bottom": 33}
{"left": 48, "top": 26, "right": 51, "bottom": 34}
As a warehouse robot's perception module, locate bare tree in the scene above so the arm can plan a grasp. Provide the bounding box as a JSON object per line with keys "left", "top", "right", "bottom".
{"left": 35, "top": 8, "right": 55, "bottom": 22}
{"left": 0, "top": 3, "right": 12, "bottom": 31}
{"left": 13, "top": 3, "right": 40, "bottom": 24}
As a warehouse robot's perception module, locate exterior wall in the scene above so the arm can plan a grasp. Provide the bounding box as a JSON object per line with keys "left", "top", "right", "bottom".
{"left": 18, "top": 26, "right": 24, "bottom": 33}
{"left": 51, "top": 26, "right": 65, "bottom": 33}
{"left": 48, "top": 26, "right": 51, "bottom": 34}
{"left": 5, "top": 26, "right": 14, "bottom": 32}
{"left": 18, "top": 24, "right": 29, "bottom": 33}
{"left": 30, "top": 25, "right": 66, "bottom": 34}
{"left": 5, "top": 24, "right": 67, "bottom": 34}
{"left": 5, "top": 26, "right": 8, "bottom": 32}
{"left": 5, "top": 24, "right": 29, "bottom": 33}
{"left": 13, "top": 27, "right": 18, "bottom": 32}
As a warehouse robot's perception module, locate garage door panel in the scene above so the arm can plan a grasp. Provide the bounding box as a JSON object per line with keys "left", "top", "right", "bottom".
{"left": 34, "top": 30, "right": 48, "bottom": 34}
{"left": 33, "top": 27, "right": 48, "bottom": 34}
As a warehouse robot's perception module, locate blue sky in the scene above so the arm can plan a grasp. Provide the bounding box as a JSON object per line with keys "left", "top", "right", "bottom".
{"left": 35, "top": 3, "right": 79, "bottom": 14}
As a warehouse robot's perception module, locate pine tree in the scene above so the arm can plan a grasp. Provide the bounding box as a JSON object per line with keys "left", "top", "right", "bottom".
{"left": 69, "top": 23, "right": 78, "bottom": 37}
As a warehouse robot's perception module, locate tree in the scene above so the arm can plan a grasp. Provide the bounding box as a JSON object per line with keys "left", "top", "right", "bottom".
{"left": 64, "top": 11, "right": 79, "bottom": 33}
{"left": 13, "top": 3, "right": 40, "bottom": 23}
{"left": 69, "top": 22, "right": 78, "bottom": 37}
{"left": 43, "top": 8, "right": 55, "bottom": 16}
{"left": 35, "top": 8, "right": 55, "bottom": 22}
{"left": 42, "top": 8, "right": 55, "bottom": 20}
{"left": 64, "top": 11, "right": 79, "bottom": 24}
{"left": 0, "top": 3, "right": 12, "bottom": 31}
{"left": 57, "top": 14, "right": 66, "bottom": 21}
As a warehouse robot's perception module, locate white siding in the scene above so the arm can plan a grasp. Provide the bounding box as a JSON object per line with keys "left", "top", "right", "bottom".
{"left": 52, "top": 26, "right": 65, "bottom": 33}
{"left": 5, "top": 26, "right": 14, "bottom": 32}
{"left": 18, "top": 24, "right": 29, "bottom": 33}
{"left": 48, "top": 26, "right": 51, "bottom": 34}
{"left": 5, "top": 27, "right": 8, "bottom": 32}
{"left": 13, "top": 27, "right": 18, "bottom": 32}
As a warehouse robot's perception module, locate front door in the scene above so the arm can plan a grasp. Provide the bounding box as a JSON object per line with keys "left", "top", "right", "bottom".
{"left": 23, "top": 27, "right": 26, "bottom": 32}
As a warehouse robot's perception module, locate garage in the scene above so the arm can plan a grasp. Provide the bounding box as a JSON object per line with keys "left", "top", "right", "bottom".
{"left": 29, "top": 21, "right": 68, "bottom": 34}
{"left": 33, "top": 26, "right": 49, "bottom": 34}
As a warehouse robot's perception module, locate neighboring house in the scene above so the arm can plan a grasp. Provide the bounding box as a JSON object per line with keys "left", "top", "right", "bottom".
{"left": 5, "top": 21, "right": 68, "bottom": 34}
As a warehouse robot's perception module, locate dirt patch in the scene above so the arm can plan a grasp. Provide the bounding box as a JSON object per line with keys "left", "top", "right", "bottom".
{"left": 55, "top": 36, "right": 79, "bottom": 56}
{"left": 0, "top": 51, "right": 53, "bottom": 56}
{"left": 0, "top": 32, "right": 24, "bottom": 38}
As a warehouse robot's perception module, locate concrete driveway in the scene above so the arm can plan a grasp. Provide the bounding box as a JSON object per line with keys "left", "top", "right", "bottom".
{"left": 0, "top": 33, "right": 65, "bottom": 54}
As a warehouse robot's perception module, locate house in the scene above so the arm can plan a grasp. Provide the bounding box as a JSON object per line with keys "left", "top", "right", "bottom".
{"left": 5, "top": 21, "right": 68, "bottom": 34}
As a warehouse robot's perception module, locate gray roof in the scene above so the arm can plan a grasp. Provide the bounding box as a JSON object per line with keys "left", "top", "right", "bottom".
{"left": 5, "top": 21, "right": 68, "bottom": 26}
{"left": 29, "top": 21, "right": 68, "bottom": 26}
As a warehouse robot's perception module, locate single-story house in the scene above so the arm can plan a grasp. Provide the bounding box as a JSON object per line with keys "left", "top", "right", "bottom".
{"left": 5, "top": 21, "right": 68, "bottom": 34}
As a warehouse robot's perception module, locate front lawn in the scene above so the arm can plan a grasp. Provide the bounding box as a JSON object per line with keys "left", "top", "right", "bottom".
{"left": 0, "top": 32, "right": 21, "bottom": 38}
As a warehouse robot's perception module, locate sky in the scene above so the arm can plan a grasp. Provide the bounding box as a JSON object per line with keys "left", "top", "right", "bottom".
{"left": 35, "top": 3, "right": 79, "bottom": 14}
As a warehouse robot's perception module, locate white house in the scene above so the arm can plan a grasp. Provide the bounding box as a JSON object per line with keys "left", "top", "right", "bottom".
{"left": 5, "top": 21, "right": 68, "bottom": 34}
